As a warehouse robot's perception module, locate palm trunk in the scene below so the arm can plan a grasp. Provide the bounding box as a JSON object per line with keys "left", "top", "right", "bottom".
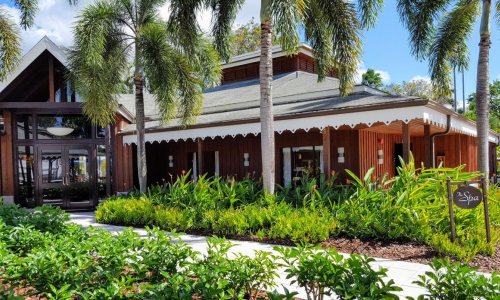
{"left": 260, "top": 0, "right": 275, "bottom": 194}
{"left": 476, "top": 0, "right": 491, "bottom": 178}
{"left": 134, "top": 46, "right": 147, "bottom": 193}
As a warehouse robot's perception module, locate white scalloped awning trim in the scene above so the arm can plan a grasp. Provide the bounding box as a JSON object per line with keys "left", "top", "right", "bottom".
{"left": 122, "top": 106, "right": 499, "bottom": 144}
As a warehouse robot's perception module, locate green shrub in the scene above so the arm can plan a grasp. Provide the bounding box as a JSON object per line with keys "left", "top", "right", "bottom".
{"left": 96, "top": 196, "right": 155, "bottom": 226}
{"left": 276, "top": 245, "right": 401, "bottom": 300}
{"left": 409, "top": 259, "right": 500, "bottom": 299}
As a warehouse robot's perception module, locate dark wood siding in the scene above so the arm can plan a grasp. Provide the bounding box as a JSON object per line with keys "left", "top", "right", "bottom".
{"left": 0, "top": 111, "right": 14, "bottom": 195}
{"left": 221, "top": 53, "right": 337, "bottom": 84}
{"left": 358, "top": 130, "right": 400, "bottom": 179}
{"left": 113, "top": 116, "right": 134, "bottom": 192}
{"left": 323, "top": 129, "right": 360, "bottom": 183}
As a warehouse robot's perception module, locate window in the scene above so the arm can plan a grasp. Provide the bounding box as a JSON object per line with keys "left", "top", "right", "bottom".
{"left": 37, "top": 115, "right": 92, "bottom": 139}
{"left": 97, "top": 145, "right": 107, "bottom": 199}
{"left": 16, "top": 114, "right": 33, "bottom": 139}
{"left": 17, "top": 146, "right": 35, "bottom": 205}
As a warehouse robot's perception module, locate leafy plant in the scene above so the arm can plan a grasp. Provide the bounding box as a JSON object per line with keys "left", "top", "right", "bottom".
{"left": 409, "top": 259, "right": 500, "bottom": 300}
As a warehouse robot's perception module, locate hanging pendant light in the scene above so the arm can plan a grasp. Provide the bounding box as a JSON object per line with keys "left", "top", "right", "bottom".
{"left": 47, "top": 116, "right": 74, "bottom": 136}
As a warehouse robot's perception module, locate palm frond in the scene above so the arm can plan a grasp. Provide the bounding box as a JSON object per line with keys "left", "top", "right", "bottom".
{"left": 428, "top": 0, "right": 479, "bottom": 97}
{"left": 271, "top": 0, "right": 304, "bottom": 55}
{"left": 496, "top": 0, "right": 500, "bottom": 27}
{"left": 69, "top": 0, "right": 129, "bottom": 126}
{"left": 308, "top": 0, "right": 362, "bottom": 96}
{"left": 138, "top": 0, "right": 166, "bottom": 26}
{"left": 14, "top": 0, "right": 38, "bottom": 29}
{"left": 139, "top": 22, "right": 214, "bottom": 126}
{"left": 357, "top": 0, "right": 384, "bottom": 29}
{"left": 0, "top": 10, "right": 21, "bottom": 81}
{"left": 207, "top": 0, "right": 244, "bottom": 61}
{"left": 167, "top": 0, "right": 204, "bottom": 55}
{"left": 397, "top": 0, "right": 450, "bottom": 59}
{"left": 303, "top": 1, "right": 333, "bottom": 80}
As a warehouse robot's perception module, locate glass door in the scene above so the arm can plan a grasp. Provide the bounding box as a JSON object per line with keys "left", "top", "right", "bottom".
{"left": 65, "top": 146, "right": 92, "bottom": 209}
{"left": 38, "top": 146, "right": 65, "bottom": 206}
{"left": 37, "top": 145, "right": 95, "bottom": 209}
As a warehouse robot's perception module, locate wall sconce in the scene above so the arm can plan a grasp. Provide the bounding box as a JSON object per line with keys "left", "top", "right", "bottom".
{"left": 377, "top": 149, "right": 384, "bottom": 165}
{"left": 243, "top": 153, "right": 250, "bottom": 167}
{"left": 0, "top": 115, "right": 5, "bottom": 136}
{"left": 168, "top": 155, "right": 174, "bottom": 168}
{"left": 337, "top": 147, "right": 345, "bottom": 163}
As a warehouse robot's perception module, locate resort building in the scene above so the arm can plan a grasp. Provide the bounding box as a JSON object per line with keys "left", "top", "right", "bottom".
{"left": 0, "top": 37, "right": 498, "bottom": 209}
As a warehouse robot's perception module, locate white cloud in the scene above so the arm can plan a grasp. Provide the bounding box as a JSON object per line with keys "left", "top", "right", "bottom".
{"left": 1, "top": 0, "right": 92, "bottom": 52}
{"left": 3, "top": 1, "right": 260, "bottom": 54}
{"left": 355, "top": 62, "right": 391, "bottom": 84}
{"left": 410, "top": 75, "right": 431, "bottom": 83}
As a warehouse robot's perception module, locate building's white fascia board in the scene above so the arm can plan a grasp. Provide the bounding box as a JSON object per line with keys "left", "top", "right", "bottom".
{"left": 0, "top": 36, "right": 67, "bottom": 93}
{"left": 123, "top": 106, "right": 498, "bottom": 145}
{"left": 222, "top": 46, "right": 313, "bottom": 69}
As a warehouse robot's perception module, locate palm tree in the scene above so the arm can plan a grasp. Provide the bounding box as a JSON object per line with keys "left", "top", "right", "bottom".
{"left": 170, "top": 0, "right": 382, "bottom": 194}
{"left": 0, "top": 0, "right": 77, "bottom": 80}
{"left": 397, "top": 0, "right": 500, "bottom": 178}
{"left": 68, "top": 0, "right": 221, "bottom": 193}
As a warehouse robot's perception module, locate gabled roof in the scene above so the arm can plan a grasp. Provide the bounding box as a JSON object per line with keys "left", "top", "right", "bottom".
{"left": 0, "top": 36, "right": 67, "bottom": 93}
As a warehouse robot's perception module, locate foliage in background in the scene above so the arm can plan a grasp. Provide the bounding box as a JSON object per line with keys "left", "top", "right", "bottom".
{"left": 230, "top": 18, "right": 261, "bottom": 56}
{"left": 361, "top": 68, "right": 384, "bottom": 89}
{"left": 2, "top": 205, "right": 498, "bottom": 299}
{"left": 97, "top": 158, "right": 500, "bottom": 260}
{"left": 465, "top": 80, "right": 500, "bottom": 132}
{"left": 384, "top": 79, "right": 451, "bottom": 104}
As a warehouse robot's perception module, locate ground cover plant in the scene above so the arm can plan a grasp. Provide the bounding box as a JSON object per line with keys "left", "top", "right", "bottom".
{"left": 97, "top": 158, "right": 500, "bottom": 261}
{"left": 1, "top": 205, "right": 499, "bottom": 299}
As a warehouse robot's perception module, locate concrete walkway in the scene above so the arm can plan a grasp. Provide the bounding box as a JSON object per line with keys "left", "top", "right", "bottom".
{"left": 70, "top": 212, "right": 429, "bottom": 299}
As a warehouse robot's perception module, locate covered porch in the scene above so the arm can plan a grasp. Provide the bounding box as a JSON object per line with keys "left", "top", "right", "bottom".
{"left": 118, "top": 103, "right": 499, "bottom": 190}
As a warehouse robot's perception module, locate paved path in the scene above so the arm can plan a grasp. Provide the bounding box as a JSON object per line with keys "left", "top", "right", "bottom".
{"left": 69, "top": 212, "right": 429, "bottom": 299}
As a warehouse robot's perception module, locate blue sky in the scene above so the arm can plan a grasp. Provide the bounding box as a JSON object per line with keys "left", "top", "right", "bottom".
{"left": 359, "top": 0, "right": 500, "bottom": 101}
{"left": 0, "top": 0, "right": 499, "bottom": 102}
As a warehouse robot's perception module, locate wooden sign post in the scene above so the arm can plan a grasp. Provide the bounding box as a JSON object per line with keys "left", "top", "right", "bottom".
{"left": 446, "top": 177, "right": 491, "bottom": 243}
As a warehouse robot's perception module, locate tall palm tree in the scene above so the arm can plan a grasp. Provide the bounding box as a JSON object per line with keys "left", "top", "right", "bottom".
{"left": 68, "top": 0, "right": 221, "bottom": 193}
{"left": 397, "top": 0, "right": 500, "bottom": 178}
{"left": 170, "top": 0, "right": 382, "bottom": 194}
{"left": 0, "top": 0, "right": 77, "bottom": 80}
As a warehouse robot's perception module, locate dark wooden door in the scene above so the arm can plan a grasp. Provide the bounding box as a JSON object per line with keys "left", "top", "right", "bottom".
{"left": 37, "top": 145, "right": 95, "bottom": 210}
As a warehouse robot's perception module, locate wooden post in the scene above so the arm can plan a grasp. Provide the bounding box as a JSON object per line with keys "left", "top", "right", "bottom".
{"left": 402, "top": 122, "right": 410, "bottom": 163}
{"left": 424, "top": 124, "right": 431, "bottom": 168}
{"left": 322, "top": 127, "right": 332, "bottom": 178}
{"left": 481, "top": 176, "right": 491, "bottom": 243}
{"left": 197, "top": 138, "right": 203, "bottom": 176}
{"left": 446, "top": 177, "right": 456, "bottom": 242}
{"left": 48, "top": 56, "right": 55, "bottom": 102}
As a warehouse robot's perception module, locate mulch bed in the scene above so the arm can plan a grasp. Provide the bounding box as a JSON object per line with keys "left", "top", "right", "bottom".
{"left": 321, "top": 237, "right": 500, "bottom": 273}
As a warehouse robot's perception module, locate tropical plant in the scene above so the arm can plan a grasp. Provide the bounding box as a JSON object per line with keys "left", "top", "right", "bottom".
{"left": 170, "top": 0, "right": 382, "bottom": 194}
{"left": 397, "top": 0, "right": 500, "bottom": 178}
{"left": 96, "top": 158, "right": 500, "bottom": 259}
{"left": 409, "top": 259, "right": 500, "bottom": 300}
{"left": 361, "top": 68, "right": 384, "bottom": 88}
{"left": 68, "top": 0, "right": 221, "bottom": 193}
